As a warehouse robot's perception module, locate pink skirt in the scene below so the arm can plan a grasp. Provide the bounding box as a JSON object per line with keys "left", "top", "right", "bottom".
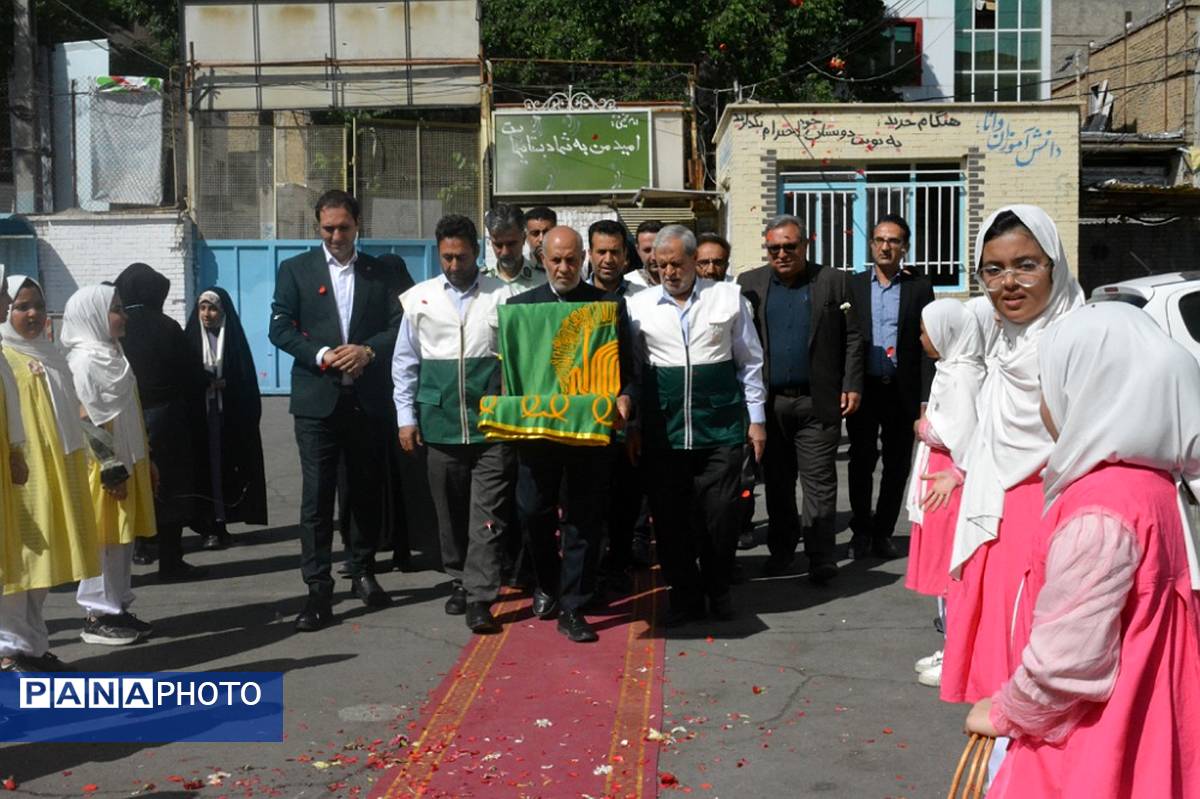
{"left": 904, "top": 447, "right": 958, "bottom": 597}
{"left": 940, "top": 475, "right": 1043, "bottom": 705}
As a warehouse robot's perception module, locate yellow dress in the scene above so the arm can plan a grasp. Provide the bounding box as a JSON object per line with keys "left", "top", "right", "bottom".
{"left": 88, "top": 395, "right": 157, "bottom": 547}
{"left": 0, "top": 367, "right": 15, "bottom": 590}
{"left": 1, "top": 351, "right": 101, "bottom": 594}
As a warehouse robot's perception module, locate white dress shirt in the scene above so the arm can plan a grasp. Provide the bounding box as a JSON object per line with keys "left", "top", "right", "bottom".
{"left": 315, "top": 244, "right": 358, "bottom": 382}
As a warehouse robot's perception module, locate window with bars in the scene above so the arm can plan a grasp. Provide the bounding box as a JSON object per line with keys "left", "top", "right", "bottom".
{"left": 954, "top": 0, "right": 1043, "bottom": 101}
{"left": 780, "top": 163, "right": 966, "bottom": 291}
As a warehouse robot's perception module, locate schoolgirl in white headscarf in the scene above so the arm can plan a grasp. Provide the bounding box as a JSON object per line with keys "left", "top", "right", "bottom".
{"left": 61, "top": 284, "right": 157, "bottom": 646}
{"left": 940, "top": 205, "right": 1084, "bottom": 708}
{"left": 0, "top": 265, "right": 34, "bottom": 672}
{"left": 0, "top": 275, "right": 101, "bottom": 671}
{"left": 967, "top": 301, "right": 1200, "bottom": 798}
{"left": 903, "top": 299, "right": 986, "bottom": 688}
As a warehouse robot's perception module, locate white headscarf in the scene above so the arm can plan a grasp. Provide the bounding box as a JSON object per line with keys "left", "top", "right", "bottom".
{"left": 0, "top": 264, "right": 25, "bottom": 448}
{"left": 0, "top": 275, "right": 84, "bottom": 454}
{"left": 905, "top": 299, "right": 986, "bottom": 524}
{"left": 198, "top": 290, "right": 226, "bottom": 378}
{"left": 198, "top": 290, "right": 226, "bottom": 410}
{"left": 1040, "top": 302, "right": 1200, "bottom": 589}
{"left": 949, "top": 205, "right": 1086, "bottom": 574}
{"left": 60, "top": 284, "right": 146, "bottom": 467}
{"left": 965, "top": 295, "right": 1001, "bottom": 358}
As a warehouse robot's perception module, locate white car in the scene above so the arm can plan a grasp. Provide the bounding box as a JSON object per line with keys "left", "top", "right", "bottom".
{"left": 1089, "top": 272, "right": 1200, "bottom": 364}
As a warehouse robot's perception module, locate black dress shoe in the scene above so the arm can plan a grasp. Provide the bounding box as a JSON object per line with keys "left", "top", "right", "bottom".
{"left": 872, "top": 538, "right": 902, "bottom": 560}
{"left": 444, "top": 585, "right": 468, "bottom": 616}
{"left": 848, "top": 536, "right": 872, "bottom": 560}
{"left": 736, "top": 529, "right": 757, "bottom": 550}
{"left": 132, "top": 538, "right": 157, "bottom": 565}
{"left": 158, "top": 560, "right": 207, "bottom": 583}
{"left": 808, "top": 559, "right": 839, "bottom": 585}
{"left": 337, "top": 561, "right": 353, "bottom": 577}
{"left": 556, "top": 609, "right": 598, "bottom": 643}
{"left": 351, "top": 574, "right": 392, "bottom": 607}
{"left": 294, "top": 595, "right": 333, "bottom": 632}
{"left": 201, "top": 534, "right": 224, "bottom": 551}
{"left": 466, "top": 602, "right": 501, "bottom": 634}
{"left": 762, "top": 554, "right": 794, "bottom": 577}
{"left": 531, "top": 589, "right": 559, "bottom": 620}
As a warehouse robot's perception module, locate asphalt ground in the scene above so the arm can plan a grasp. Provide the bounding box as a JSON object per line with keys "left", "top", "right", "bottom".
{"left": 1, "top": 396, "right": 965, "bottom": 798}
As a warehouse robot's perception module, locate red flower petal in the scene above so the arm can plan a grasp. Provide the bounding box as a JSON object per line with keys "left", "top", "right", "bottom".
{"left": 3, "top": 777, "right": 17, "bottom": 791}
{"left": 659, "top": 772, "right": 678, "bottom": 786}
{"left": 82, "top": 785, "right": 99, "bottom": 793}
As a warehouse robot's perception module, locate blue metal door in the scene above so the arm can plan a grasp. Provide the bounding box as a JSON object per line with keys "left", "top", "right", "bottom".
{"left": 195, "top": 238, "right": 439, "bottom": 396}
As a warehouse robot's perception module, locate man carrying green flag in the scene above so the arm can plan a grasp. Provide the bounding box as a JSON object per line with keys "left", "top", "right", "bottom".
{"left": 499, "top": 227, "right": 636, "bottom": 643}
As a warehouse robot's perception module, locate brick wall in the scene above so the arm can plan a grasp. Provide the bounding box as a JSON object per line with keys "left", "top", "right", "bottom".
{"left": 714, "top": 102, "right": 1080, "bottom": 291}
{"left": 1051, "top": 3, "right": 1198, "bottom": 139}
{"left": 26, "top": 210, "right": 195, "bottom": 324}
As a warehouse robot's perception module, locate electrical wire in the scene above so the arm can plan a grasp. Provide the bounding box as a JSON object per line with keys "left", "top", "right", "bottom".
{"left": 703, "top": 0, "right": 927, "bottom": 95}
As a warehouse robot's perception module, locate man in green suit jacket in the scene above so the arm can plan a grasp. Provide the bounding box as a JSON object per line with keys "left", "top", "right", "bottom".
{"left": 268, "top": 189, "right": 403, "bottom": 631}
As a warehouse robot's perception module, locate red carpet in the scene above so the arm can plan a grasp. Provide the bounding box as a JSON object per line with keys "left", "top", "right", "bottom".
{"left": 370, "top": 570, "right": 665, "bottom": 799}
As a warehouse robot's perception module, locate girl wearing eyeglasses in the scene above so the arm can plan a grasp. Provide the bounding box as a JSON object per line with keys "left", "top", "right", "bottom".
{"left": 939, "top": 206, "right": 1084, "bottom": 772}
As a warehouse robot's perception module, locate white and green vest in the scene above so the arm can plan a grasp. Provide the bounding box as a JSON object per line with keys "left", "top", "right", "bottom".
{"left": 627, "top": 279, "right": 747, "bottom": 451}
{"left": 400, "top": 275, "right": 507, "bottom": 445}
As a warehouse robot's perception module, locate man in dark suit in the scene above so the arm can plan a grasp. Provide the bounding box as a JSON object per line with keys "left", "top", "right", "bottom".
{"left": 268, "top": 189, "right": 403, "bottom": 632}
{"left": 846, "top": 214, "right": 936, "bottom": 560}
{"left": 738, "top": 214, "right": 865, "bottom": 584}
{"left": 507, "top": 226, "right": 636, "bottom": 642}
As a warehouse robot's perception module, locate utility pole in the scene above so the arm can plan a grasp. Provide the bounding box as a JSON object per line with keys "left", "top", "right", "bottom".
{"left": 10, "top": 0, "right": 39, "bottom": 212}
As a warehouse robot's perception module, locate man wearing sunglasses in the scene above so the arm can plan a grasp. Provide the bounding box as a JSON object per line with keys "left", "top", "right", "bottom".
{"left": 738, "top": 214, "right": 864, "bottom": 585}
{"left": 846, "top": 214, "right": 935, "bottom": 561}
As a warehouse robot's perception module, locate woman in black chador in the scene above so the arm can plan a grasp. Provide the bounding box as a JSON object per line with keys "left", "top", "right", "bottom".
{"left": 113, "top": 262, "right": 210, "bottom": 579}
{"left": 184, "top": 286, "right": 268, "bottom": 548}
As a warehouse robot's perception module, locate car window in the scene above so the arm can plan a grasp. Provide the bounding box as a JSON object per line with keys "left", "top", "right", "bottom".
{"left": 1179, "top": 291, "right": 1200, "bottom": 343}
{"left": 1089, "top": 294, "right": 1148, "bottom": 309}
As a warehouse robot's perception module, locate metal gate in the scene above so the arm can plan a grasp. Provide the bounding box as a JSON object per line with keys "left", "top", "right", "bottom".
{"left": 780, "top": 163, "right": 967, "bottom": 290}
{"left": 195, "top": 238, "right": 440, "bottom": 396}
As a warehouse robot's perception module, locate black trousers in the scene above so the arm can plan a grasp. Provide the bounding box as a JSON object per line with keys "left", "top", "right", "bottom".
{"left": 763, "top": 393, "right": 841, "bottom": 564}
{"left": 645, "top": 445, "right": 741, "bottom": 610}
{"left": 604, "top": 443, "right": 644, "bottom": 573}
{"left": 517, "top": 441, "right": 608, "bottom": 612}
{"left": 846, "top": 377, "right": 917, "bottom": 541}
{"left": 426, "top": 442, "right": 514, "bottom": 603}
{"left": 294, "top": 390, "right": 385, "bottom": 595}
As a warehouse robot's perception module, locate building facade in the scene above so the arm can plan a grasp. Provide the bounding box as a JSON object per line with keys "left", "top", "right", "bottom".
{"left": 887, "top": 0, "right": 1053, "bottom": 102}
{"left": 713, "top": 102, "right": 1080, "bottom": 293}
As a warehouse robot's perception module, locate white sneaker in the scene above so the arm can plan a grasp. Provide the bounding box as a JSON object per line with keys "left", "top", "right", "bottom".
{"left": 917, "top": 663, "right": 942, "bottom": 687}
{"left": 914, "top": 649, "right": 943, "bottom": 673}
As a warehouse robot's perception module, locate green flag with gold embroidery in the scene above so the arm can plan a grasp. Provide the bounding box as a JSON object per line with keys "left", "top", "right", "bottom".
{"left": 478, "top": 301, "right": 620, "bottom": 446}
